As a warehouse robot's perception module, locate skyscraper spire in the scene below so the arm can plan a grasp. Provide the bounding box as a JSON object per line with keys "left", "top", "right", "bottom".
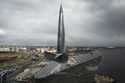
{"left": 60, "top": 0, "right": 62, "bottom": 5}
{"left": 57, "top": 0, "right": 65, "bottom": 55}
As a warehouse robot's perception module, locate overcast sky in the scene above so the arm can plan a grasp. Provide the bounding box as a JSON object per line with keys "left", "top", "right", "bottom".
{"left": 0, "top": 0, "right": 125, "bottom": 46}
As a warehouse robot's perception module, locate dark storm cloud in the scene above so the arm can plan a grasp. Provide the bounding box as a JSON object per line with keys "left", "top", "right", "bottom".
{"left": 71, "top": 0, "right": 125, "bottom": 46}
{"left": 85, "top": 0, "right": 125, "bottom": 46}
{"left": 0, "top": 0, "right": 125, "bottom": 46}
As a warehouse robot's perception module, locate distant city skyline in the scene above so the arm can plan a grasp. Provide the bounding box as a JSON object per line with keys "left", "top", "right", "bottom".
{"left": 0, "top": 0, "right": 125, "bottom": 46}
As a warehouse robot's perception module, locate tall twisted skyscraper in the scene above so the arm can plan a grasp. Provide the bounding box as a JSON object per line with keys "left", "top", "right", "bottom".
{"left": 57, "top": 3, "right": 65, "bottom": 54}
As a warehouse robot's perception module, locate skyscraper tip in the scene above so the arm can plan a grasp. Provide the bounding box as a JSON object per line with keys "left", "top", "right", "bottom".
{"left": 60, "top": 0, "right": 62, "bottom": 6}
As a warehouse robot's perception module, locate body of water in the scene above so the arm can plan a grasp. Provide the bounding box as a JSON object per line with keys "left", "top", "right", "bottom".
{"left": 97, "top": 48, "right": 125, "bottom": 83}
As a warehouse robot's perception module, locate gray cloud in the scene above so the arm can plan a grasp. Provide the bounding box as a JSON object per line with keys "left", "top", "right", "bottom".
{"left": 0, "top": 0, "right": 125, "bottom": 46}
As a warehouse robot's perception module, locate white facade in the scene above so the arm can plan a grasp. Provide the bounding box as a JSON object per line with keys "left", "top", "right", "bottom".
{"left": 0, "top": 47, "right": 19, "bottom": 52}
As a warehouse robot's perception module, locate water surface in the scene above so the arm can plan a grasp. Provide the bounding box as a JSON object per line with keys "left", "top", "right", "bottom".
{"left": 97, "top": 48, "right": 125, "bottom": 83}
